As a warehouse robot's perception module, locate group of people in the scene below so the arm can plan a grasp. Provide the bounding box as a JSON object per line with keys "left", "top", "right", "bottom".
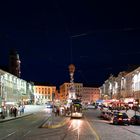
{"left": 53, "top": 106, "right": 66, "bottom": 116}
{"left": 10, "top": 106, "right": 18, "bottom": 117}
{"left": 10, "top": 105, "right": 25, "bottom": 117}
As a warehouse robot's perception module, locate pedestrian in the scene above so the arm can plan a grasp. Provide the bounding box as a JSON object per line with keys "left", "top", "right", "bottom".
{"left": 0, "top": 107, "right": 5, "bottom": 119}
{"left": 126, "top": 106, "right": 129, "bottom": 112}
{"left": 21, "top": 105, "right": 25, "bottom": 114}
{"left": 13, "top": 107, "right": 17, "bottom": 117}
{"left": 19, "top": 106, "right": 22, "bottom": 115}
{"left": 54, "top": 107, "right": 57, "bottom": 116}
{"left": 56, "top": 107, "right": 60, "bottom": 116}
{"left": 10, "top": 106, "right": 13, "bottom": 117}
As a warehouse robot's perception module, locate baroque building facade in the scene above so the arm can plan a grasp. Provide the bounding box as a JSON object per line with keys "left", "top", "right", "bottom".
{"left": 100, "top": 67, "right": 140, "bottom": 105}
{"left": 59, "top": 82, "right": 100, "bottom": 104}
{"left": 82, "top": 87, "right": 100, "bottom": 104}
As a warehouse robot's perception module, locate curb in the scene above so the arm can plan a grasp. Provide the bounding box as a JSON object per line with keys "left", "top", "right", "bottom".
{"left": 41, "top": 117, "right": 70, "bottom": 129}
{"left": 0, "top": 113, "right": 33, "bottom": 123}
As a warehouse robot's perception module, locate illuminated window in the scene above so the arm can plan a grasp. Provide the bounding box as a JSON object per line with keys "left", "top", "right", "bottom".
{"left": 48, "top": 88, "right": 50, "bottom": 93}
{"left": 114, "top": 82, "right": 118, "bottom": 94}
{"left": 133, "top": 74, "right": 137, "bottom": 91}
{"left": 48, "top": 95, "right": 50, "bottom": 99}
{"left": 138, "top": 72, "right": 140, "bottom": 90}
{"left": 121, "top": 77, "right": 126, "bottom": 90}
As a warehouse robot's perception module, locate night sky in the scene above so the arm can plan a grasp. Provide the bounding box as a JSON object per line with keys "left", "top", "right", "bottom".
{"left": 0, "top": 1, "right": 140, "bottom": 88}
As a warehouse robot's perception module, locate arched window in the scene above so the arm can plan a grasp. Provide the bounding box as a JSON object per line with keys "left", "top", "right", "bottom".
{"left": 138, "top": 72, "right": 140, "bottom": 82}
{"left": 121, "top": 77, "right": 126, "bottom": 90}
{"left": 109, "top": 82, "right": 112, "bottom": 90}
{"left": 109, "top": 82, "right": 113, "bottom": 96}
{"left": 137, "top": 72, "right": 140, "bottom": 90}
{"left": 114, "top": 82, "right": 118, "bottom": 94}
{"left": 133, "top": 74, "right": 137, "bottom": 91}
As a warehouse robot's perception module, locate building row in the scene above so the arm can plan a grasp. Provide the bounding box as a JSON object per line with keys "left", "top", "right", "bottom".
{"left": 0, "top": 68, "right": 100, "bottom": 109}
{"left": 99, "top": 66, "right": 140, "bottom": 105}
{"left": 59, "top": 82, "right": 100, "bottom": 104}
{"left": 0, "top": 69, "right": 58, "bottom": 107}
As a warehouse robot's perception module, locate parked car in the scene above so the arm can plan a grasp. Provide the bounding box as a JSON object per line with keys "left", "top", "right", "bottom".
{"left": 130, "top": 115, "right": 140, "bottom": 125}
{"left": 87, "top": 105, "right": 96, "bottom": 109}
{"left": 112, "top": 112, "right": 130, "bottom": 125}
{"left": 100, "top": 111, "right": 113, "bottom": 120}
{"left": 100, "top": 111, "right": 106, "bottom": 118}
{"left": 113, "top": 111, "right": 120, "bottom": 117}
{"left": 106, "top": 112, "right": 113, "bottom": 120}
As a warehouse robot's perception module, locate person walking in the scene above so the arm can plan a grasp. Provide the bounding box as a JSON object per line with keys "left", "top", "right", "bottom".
{"left": 54, "top": 106, "right": 57, "bottom": 116}
{"left": 126, "top": 106, "right": 129, "bottom": 112}
{"left": 19, "top": 106, "right": 22, "bottom": 115}
{"left": 56, "top": 107, "right": 60, "bottom": 116}
{"left": 21, "top": 105, "right": 25, "bottom": 114}
{"left": 0, "top": 106, "right": 5, "bottom": 119}
{"left": 13, "top": 107, "right": 17, "bottom": 117}
{"left": 10, "top": 106, "right": 13, "bottom": 117}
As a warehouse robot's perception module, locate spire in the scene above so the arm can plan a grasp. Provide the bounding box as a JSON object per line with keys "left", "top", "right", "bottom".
{"left": 9, "top": 49, "right": 21, "bottom": 77}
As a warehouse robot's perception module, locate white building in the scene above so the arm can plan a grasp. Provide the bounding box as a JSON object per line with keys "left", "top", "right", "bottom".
{"left": 0, "top": 69, "right": 29, "bottom": 108}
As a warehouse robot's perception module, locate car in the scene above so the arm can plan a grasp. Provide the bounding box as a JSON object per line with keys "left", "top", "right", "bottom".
{"left": 100, "top": 111, "right": 113, "bottom": 120}
{"left": 130, "top": 115, "right": 140, "bottom": 125}
{"left": 113, "top": 111, "right": 120, "bottom": 117}
{"left": 112, "top": 112, "right": 130, "bottom": 125}
{"left": 86, "top": 105, "right": 96, "bottom": 109}
{"left": 100, "top": 111, "right": 106, "bottom": 119}
{"left": 45, "top": 103, "right": 53, "bottom": 108}
{"left": 106, "top": 112, "right": 113, "bottom": 120}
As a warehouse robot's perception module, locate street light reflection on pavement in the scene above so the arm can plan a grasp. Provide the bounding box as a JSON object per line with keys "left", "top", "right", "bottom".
{"left": 44, "top": 108, "right": 53, "bottom": 114}
{"left": 68, "top": 119, "right": 83, "bottom": 140}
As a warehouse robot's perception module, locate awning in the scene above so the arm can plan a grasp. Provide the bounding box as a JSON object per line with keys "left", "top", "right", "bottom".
{"left": 96, "top": 99, "right": 104, "bottom": 103}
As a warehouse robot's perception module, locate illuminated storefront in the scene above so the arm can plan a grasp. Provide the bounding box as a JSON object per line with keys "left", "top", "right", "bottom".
{"left": 0, "top": 69, "right": 30, "bottom": 108}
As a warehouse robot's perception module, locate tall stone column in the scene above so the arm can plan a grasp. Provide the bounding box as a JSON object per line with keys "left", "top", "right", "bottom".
{"left": 68, "top": 64, "right": 76, "bottom": 100}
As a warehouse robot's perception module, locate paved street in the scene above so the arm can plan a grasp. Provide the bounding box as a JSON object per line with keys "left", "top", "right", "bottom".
{"left": 0, "top": 106, "right": 140, "bottom": 140}
{"left": 0, "top": 107, "right": 50, "bottom": 140}
{"left": 85, "top": 109, "right": 140, "bottom": 140}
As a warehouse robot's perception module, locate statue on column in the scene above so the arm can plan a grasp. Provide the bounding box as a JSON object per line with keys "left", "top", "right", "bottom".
{"left": 68, "top": 64, "right": 76, "bottom": 100}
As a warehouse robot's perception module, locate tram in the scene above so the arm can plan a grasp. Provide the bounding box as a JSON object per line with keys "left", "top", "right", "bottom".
{"left": 70, "top": 101, "right": 83, "bottom": 118}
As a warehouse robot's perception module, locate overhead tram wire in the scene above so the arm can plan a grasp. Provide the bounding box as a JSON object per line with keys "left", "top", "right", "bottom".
{"left": 52, "top": 0, "right": 140, "bottom": 68}
{"left": 53, "top": 0, "right": 75, "bottom": 64}
{"left": 71, "top": 27, "right": 140, "bottom": 38}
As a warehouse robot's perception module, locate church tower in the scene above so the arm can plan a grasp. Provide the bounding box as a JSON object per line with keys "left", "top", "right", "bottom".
{"left": 9, "top": 49, "right": 21, "bottom": 77}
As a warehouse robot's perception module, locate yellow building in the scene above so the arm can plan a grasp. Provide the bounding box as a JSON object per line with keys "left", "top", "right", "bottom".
{"left": 59, "top": 82, "right": 83, "bottom": 102}
{"left": 34, "top": 85, "right": 56, "bottom": 104}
